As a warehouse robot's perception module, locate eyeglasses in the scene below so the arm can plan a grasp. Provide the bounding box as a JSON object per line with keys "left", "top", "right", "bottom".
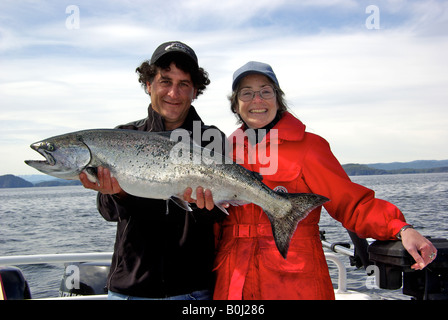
{"left": 238, "top": 86, "right": 276, "bottom": 102}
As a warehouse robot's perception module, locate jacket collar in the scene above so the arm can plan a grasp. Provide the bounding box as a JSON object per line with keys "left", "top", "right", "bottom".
{"left": 274, "top": 111, "right": 306, "bottom": 142}
{"left": 146, "top": 104, "right": 204, "bottom": 132}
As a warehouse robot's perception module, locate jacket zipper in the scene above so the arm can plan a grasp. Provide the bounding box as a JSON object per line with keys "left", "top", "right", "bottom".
{"left": 107, "top": 216, "right": 132, "bottom": 290}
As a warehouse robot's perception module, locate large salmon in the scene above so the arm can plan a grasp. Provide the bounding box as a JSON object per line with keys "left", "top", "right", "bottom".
{"left": 25, "top": 129, "right": 328, "bottom": 258}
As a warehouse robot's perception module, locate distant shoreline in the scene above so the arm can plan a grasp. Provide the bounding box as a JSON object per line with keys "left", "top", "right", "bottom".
{"left": 0, "top": 174, "right": 81, "bottom": 188}
{"left": 342, "top": 164, "right": 448, "bottom": 176}
{"left": 2, "top": 159, "right": 448, "bottom": 188}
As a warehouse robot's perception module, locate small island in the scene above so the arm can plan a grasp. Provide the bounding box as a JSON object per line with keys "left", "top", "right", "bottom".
{"left": 0, "top": 174, "right": 81, "bottom": 188}
{"left": 341, "top": 163, "right": 448, "bottom": 176}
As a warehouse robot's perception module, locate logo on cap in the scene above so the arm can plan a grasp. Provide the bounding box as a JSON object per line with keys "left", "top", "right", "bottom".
{"left": 165, "top": 42, "right": 191, "bottom": 55}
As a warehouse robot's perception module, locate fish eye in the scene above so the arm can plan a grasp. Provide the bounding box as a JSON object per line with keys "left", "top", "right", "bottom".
{"left": 45, "top": 143, "right": 55, "bottom": 151}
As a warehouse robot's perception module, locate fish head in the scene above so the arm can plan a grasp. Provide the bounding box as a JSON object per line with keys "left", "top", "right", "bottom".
{"left": 25, "top": 133, "right": 91, "bottom": 180}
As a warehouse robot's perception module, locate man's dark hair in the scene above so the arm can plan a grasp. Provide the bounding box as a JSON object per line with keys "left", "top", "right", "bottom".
{"left": 136, "top": 53, "right": 210, "bottom": 96}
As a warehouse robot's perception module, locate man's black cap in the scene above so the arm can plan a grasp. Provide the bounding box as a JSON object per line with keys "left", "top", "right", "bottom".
{"left": 150, "top": 41, "right": 198, "bottom": 67}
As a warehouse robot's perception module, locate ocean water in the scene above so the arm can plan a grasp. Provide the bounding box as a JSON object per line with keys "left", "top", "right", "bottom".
{"left": 0, "top": 186, "right": 116, "bottom": 298}
{"left": 319, "top": 172, "right": 448, "bottom": 299}
{"left": 1, "top": 172, "right": 447, "bottom": 299}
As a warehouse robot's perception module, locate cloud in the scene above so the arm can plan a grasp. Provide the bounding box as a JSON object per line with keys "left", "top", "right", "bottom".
{"left": 1, "top": 0, "right": 448, "bottom": 174}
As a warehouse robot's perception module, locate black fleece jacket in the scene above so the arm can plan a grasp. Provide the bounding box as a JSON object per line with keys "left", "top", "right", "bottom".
{"left": 98, "top": 105, "right": 225, "bottom": 298}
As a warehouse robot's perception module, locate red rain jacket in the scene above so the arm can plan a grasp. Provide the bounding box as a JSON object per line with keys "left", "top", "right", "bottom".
{"left": 213, "top": 112, "right": 408, "bottom": 300}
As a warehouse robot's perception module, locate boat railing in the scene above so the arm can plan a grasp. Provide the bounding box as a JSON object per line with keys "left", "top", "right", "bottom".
{"left": 0, "top": 252, "right": 113, "bottom": 266}
{"left": 321, "top": 239, "right": 354, "bottom": 257}
{"left": 0, "top": 251, "right": 350, "bottom": 299}
{"left": 324, "top": 253, "right": 347, "bottom": 293}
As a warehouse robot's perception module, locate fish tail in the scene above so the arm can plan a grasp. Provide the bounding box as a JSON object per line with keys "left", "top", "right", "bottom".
{"left": 267, "top": 192, "right": 329, "bottom": 259}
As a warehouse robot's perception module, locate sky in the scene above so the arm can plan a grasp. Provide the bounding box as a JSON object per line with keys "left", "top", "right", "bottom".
{"left": 1, "top": 0, "right": 447, "bottom": 175}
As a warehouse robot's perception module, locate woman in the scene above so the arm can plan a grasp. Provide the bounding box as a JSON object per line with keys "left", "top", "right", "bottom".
{"left": 187, "top": 61, "right": 437, "bottom": 300}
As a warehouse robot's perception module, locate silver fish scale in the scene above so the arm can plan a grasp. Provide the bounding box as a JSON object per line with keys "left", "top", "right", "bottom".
{"left": 86, "top": 130, "right": 287, "bottom": 213}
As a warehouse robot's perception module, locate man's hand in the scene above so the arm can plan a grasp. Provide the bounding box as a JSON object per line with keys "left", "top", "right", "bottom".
{"left": 79, "top": 166, "right": 126, "bottom": 197}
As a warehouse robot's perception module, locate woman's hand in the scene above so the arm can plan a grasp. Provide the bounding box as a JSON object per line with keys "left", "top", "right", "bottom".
{"left": 400, "top": 227, "right": 437, "bottom": 270}
{"left": 183, "top": 186, "right": 230, "bottom": 212}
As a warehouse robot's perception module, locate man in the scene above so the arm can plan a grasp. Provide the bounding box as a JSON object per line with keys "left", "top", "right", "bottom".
{"left": 80, "top": 41, "right": 225, "bottom": 300}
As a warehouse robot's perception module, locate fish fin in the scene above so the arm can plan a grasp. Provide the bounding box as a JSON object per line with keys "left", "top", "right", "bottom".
{"left": 84, "top": 167, "right": 99, "bottom": 184}
{"left": 226, "top": 200, "right": 250, "bottom": 206}
{"left": 170, "top": 196, "right": 193, "bottom": 212}
{"left": 214, "top": 201, "right": 230, "bottom": 215}
{"left": 267, "top": 193, "right": 329, "bottom": 259}
{"left": 250, "top": 170, "right": 263, "bottom": 181}
{"left": 152, "top": 131, "right": 176, "bottom": 139}
{"left": 153, "top": 129, "right": 193, "bottom": 141}
{"left": 215, "top": 199, "right": 252, "bottom": 215}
